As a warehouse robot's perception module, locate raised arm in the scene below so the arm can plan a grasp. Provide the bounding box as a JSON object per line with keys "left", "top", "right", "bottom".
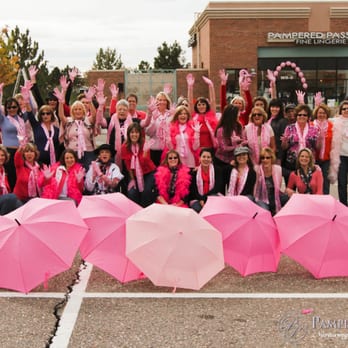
{"left": 186, "top": 73, "right": 195, "bottom": 115}
{"left": 202, "top": 76, "right": 216, "bottom": 113}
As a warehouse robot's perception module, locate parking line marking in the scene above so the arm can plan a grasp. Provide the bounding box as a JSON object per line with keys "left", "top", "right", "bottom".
{"left": 50, "top": 262, "right": 93, "bottom": 348}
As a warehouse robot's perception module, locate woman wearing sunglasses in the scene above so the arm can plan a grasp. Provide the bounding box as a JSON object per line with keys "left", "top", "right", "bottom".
{"left": 281, "top": 104, "right": 320, "bottom": 183}
{"left": 244, "top": 106, "right": 276, "bottom": 164}
{"left": 154, "top": 150, "right": 191, "bottom": 207}
{"left": 254, "top": 147, "right": 288, "bottom": 215}
{"left": 0, "top": 97, "right": 30, "bottom": 190}
{"left": 27, "top": 105, "right": 60, "bottom": 165}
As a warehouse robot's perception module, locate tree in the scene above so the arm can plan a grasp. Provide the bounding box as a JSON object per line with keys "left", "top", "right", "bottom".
{"left": 0, "top": 26, "right": 19, "bottom": 85}
{"left": 153, "top": 41, "right": 184, "bottom": 70}
{"left": 92, "top": 47, "right": 123, "bottom": 70}
{"left": 138, "top": 60, "right": 151, "bottom": 71}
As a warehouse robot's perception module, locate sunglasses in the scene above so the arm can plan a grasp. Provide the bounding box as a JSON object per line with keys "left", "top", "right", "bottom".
{"left": 168, "top": 156, "right": 178, "bottom": 160}
{"left": 261, "top": 156, "right": 271, "bottom": 160}
{"left": 41, "top": 112, "right": 52, "bottom": 115}
{"left": 342, "top": 108, "right": 348, "bottom": 111}
{"left": 252, "top": 113, "right": 263, "bottom": 117}
{"left": 8, "top": 105, "right": 18, "bottom": 109}
{"left": 297, "top": 113, "right": 308, "bottom": 117}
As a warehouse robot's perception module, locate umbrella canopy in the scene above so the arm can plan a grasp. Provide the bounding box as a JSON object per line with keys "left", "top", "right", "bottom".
{"left": 126, "top": 204, "right": 224, "bottom": 290}
{"left": 0, "top": 198, "right": 88, "bottom": 293}
{"left": 200, "top": 196, "right": 280, "bottom": 276}
{"left": 274, "top": 194, "right": 348, "bottom": 278}
{"left": 78, "top": 193, "right": 144, "bottom": 283}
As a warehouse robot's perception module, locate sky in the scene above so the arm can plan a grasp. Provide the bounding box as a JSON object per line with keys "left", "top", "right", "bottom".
{"left": 0, "top": 0, "right": 210, "bottom": 72}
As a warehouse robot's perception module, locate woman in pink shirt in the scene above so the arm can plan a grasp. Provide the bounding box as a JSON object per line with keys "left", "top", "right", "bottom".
{"left": 286, "top": 148, "right": 323, "bottom": 196}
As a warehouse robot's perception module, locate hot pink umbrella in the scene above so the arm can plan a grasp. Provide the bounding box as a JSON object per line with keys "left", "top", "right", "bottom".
{"left": 126, "top": 204, "right": 224, "bottom": 290}
{"left": 274, "top": 194, "right": 348, "bottom": 278}
{"left": 200, "top": 196, "right": 280, "bottom": 276}
{"left": 78, "top": 193, "right": 144, "bottom": 283}
{"left": 0, "top": 198, "right": 88, "bottom": 293}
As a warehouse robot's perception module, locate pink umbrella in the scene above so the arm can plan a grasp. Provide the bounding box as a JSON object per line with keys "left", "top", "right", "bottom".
{"left": 200, "top": 196, "right": 280, "bottom": 276}
{"left": 126, "top": 204, "right": 224, "bottom": 290}
{"left": 0, "top": 198, "right": 88, "bottom": 293}
{"left": 78, "top": 193, "right": 144, "bottom": 283}
{"left": 274, "top": 194, "right": 348, "bottom": 278}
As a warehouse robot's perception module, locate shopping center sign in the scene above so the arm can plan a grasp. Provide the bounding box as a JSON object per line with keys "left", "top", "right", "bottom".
{"left": 267, "top": 32, "right": 348, "bottom": 45}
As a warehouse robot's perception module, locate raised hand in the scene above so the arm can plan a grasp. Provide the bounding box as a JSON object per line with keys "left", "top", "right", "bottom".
{"left": 28, "top": 66, "right": 39, "bottom": 83}
{"left": 163, "top": 83, "right": 172, "bottom": 95}
{"left": 147, "top": 96, "right": 157, "bottom": 113}
{"left": 84, "top": 86, "right": 96, "bottom": 102}
{"left": 59, "top": 76, "right": 70, "bottom": 92}
{"left": 266, "top": 69, "right": 276, "bottom": 84}
{"left": 186, "top": 73, "right": 195, "bottom": 87}
{"left": 109, "top": 83, "right": 119, "bottom": 98}
{"left": 314, "top": 91, "right": 324, "bottom": 107}
{"left": 75, "top": 167, "right": 86, "bottom": 183}
{"left": 96, "top": 94, "right": 107, "bottom": 107}
{"left": 42, "top": 164, "right": 54, "bottom": 180}
{"left": 95, "top": 78, "right": 105, "bottom": 95}
{"left": 239, "top": 69, "right": 252, "bottom": 91}
{"left": 53, "top": 87, "right": 65, "bottom": 103}
{"left": 295, "top": 90, "right": 306, "bottom": 104}
{"left": 219, "top": 69, "right": 228, "bottom": 85}
{"left": 68, "top": 67, "right": 79, "bottom": 82}
{"left": 191, "top": 120, "right": 202, "bottom": 133}
{"left": 202, "top": 76, "right": 213, "bottom": 87}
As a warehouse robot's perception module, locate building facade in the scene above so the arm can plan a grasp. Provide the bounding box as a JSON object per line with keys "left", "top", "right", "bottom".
{"left": 189, "top": 1, "right": 348, "bottom": 106}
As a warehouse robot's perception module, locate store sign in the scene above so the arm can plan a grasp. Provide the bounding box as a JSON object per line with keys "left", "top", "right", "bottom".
{"left": 188, "top": 33, "right": 197, "bottom": 47}
{"left": 267, "top": 32, "right": 348, "bottom": 45}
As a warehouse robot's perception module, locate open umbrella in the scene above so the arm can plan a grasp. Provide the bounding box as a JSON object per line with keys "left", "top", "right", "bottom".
{"left": 78, "top": 193, "right": 144, "bottom": 283}
{"left": 274, "top": 194, "right": 348, "bottom": 278}
{"left": 0, "top": 198, "right": 88, "bottom": 293}
{"left": 126, "top": 204, "right": 224, "bottom": 290}
{"left": 200, "top": 196, "right": 280, "bottom": 276}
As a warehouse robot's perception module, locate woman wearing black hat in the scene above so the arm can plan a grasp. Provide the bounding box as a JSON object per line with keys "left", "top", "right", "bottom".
{"left": 85, "top": 144, "right": 124, "bottom": 195}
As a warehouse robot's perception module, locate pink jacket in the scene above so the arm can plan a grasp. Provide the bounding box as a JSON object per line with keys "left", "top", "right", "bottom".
{"left": 39, "top": 162, "right": 84, "bottom": 204}
{"left": 154, "top": 164, "right": 191, "bottom": 206}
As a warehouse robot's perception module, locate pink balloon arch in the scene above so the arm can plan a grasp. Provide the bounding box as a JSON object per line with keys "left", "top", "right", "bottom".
{"left": 273, "top": 61, "right": 308, "bottom": 90}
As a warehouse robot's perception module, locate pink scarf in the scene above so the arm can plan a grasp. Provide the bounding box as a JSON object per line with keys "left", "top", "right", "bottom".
{"left": 155, "top": 112, "right": 169, "bottom": 149}
{"left": 0, "top": 168, "right": 8, "bottom": 195}
{"left": 41, "top": 123, "right": 56, "bottom": 164}
{"left": 196, "top": 164, "right": 215, "bottom": 195}
{"left": 7, "top": 115, "right": 28, "bottom": 145}
{"left": 295, "top": 122, "right": 309, "bottom": 150}
{"left": 130, "top": 144, "right": 144, "bottom": 192}
{"left": 178, "top": 124, "right": 188, "bottom": 158}
{"left": 107, "top": 114, "right": 132, "bottom": 168}
{"left": 245, "top": 123, "right": 271, "bottom": 163}
{"left": 228, "top": 166, "right": 249, "bottom": 196}
{"left": 25, "top": 161, "right": 40, "bottom": 197}
{"left": 313, "top": 119, "right": 328, "bottom": 160}
{"left": 76, "top": 120, "right": 86, "bottom": 159}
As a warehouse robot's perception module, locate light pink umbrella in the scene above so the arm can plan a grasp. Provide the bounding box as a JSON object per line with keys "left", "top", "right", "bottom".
{"left": 274, "top": 194, "right": 348, "bottom": 278}
{"left": 126, "top": 204, "right": 224, "bottom": 290}
{"left": 0, "top": 198, "right": 88, "bottom": 293}
{"left": 200, "top": 196, "right": 280, "bottom": 276}
{"left": 78, "top": 193, "right": 144, "bottom": 283}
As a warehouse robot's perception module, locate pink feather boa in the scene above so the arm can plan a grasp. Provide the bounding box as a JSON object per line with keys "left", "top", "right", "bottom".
{"left": 41, "top": 162, "right": 83, "bottom": 204}
{"left": 154, "top": 164, "right": 191, "bottom": 206}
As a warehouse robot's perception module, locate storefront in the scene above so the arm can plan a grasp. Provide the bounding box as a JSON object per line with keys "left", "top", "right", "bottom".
{"left": 189, "top": 1, "right": 348, "bottom": 106}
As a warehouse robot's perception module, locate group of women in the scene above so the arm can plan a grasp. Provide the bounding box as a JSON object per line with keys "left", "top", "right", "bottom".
{"left": 0, "top": 66, "right": 347, "bottom": 216}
